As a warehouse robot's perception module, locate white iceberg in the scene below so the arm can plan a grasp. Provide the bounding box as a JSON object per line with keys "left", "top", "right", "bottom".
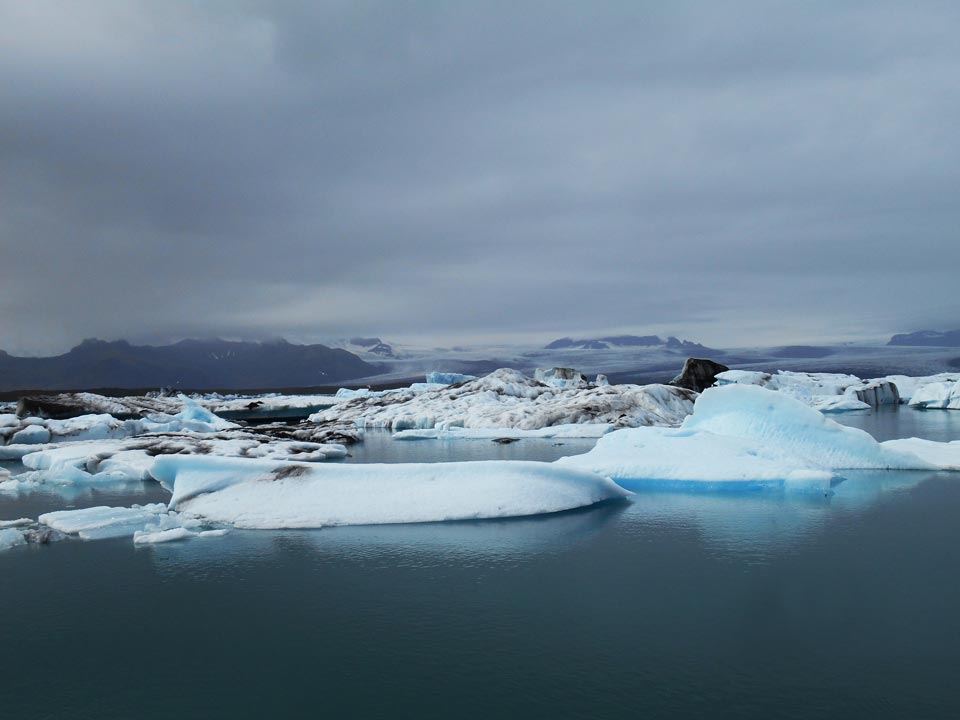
{"left": 0, "top": 527, "right": 26, "bottom": 552}
{"left": 151, "top": 455, "right": 628, "bottom": 529}
{"left": 10, "top": 424, "right": 52, "bottom": 444}
{"left": 559, "top": 384, "right": 950, "bottom": 491}
{"left": 908, "top": 381, "right": 960, "bottom": 410}
{"left": 881, "top": 373, "right": 960, "bottom": 403}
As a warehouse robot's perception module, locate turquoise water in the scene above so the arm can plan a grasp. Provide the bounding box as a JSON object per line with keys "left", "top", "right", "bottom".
{"left": 1, "top": 407, "right": 959, "bottom": 719}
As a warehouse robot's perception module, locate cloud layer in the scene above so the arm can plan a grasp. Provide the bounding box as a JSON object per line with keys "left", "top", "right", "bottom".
{"left": 2, "top": 1, "right": 959, "bottom": 354}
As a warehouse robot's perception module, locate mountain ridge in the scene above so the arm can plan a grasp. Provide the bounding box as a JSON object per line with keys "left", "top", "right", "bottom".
{"left": 0, "top": 338, "right": 377, "bottom": 391}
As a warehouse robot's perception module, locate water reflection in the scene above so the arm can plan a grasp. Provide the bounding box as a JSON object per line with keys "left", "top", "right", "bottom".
{"left": 619, "top": 470, "right": 938, "bottom": 561}
{"left": 145, "top": 500, "right": 628, "bottom": 572}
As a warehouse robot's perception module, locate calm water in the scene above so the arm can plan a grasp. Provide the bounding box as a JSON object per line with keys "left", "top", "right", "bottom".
{"left": 2, "top": 407, "right": 959, "bottom": 719}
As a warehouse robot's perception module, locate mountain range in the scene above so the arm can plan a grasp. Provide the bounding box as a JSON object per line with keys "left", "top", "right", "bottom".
{"left": 0, "top": 338, "right": 377, "bottom": 392}
{"left": 544, "top": 335, "right": 721, "bottom": 354}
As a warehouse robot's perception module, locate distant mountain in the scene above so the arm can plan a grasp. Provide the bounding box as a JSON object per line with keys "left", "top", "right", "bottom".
{"left": 0, "top": 338, "right": 377, "bottom": 391}
{"left": 545, "top": 335, "right": 721, "bottom": 355}
{"left": 347, "top": 337, "right": 396, "bottom": 357}
{"left": 888, "top": 330, "right": 960, "bottom": 347}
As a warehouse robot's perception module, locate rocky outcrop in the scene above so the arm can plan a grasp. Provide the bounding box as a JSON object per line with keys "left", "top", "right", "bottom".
{"left": 669, "top": 358, "right": 730, "bottom": 393}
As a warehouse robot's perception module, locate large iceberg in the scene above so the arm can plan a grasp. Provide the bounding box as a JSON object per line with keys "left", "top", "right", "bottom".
{"left": 559, "top": 384, "right": 951, "bottom": 491}
{"left": 310, "top": 368, "right": 695, "bottom": 431}
{"left": 152, "top": 455, "right": 628, "bottom": 529}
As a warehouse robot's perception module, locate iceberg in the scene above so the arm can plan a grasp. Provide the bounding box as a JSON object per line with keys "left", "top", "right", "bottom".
{"left": 10, "top": 424, "right": 52, "bottom": 444}
{"left": 559, "top": 384, "right": 949, "bottom": 491}
{"left": 151, "top": 455, "right": 629, "bottom": 529}
{"left": 311, "top": 369, "right": 694, "bottom": 431}
{"left": 0, "top": 527, "right": 26, "bottom": 552}
{"left": 38, "top": 503, "right": 207, "bottom": 541}
{"left": 39, "top": 504, "right": 173, "bottom": 539}
{"left": 908, "top": 381, "right": 960, "bottom": 410}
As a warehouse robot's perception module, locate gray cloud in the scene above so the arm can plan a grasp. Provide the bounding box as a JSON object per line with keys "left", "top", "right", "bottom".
{"left": 1, "top": 0, "right": 958, "bottom": 355}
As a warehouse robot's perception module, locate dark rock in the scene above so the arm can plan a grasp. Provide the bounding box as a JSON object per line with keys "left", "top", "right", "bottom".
{"left": 669, "top": 358, "right": 730, "bottom": 393}
{"left": 492, "top": 437, "right": 519, "bottom": 444}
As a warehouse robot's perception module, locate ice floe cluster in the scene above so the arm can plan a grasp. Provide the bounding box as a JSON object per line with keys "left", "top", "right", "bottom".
{"left": 2, "top": 367, "right": 960, "bottom": 554}
{"left": 715, "top": 369, "right": 960, "bottom": 412}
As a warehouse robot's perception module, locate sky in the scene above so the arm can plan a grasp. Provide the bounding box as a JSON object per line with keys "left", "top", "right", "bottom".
{"left": 2, "top": 1, "right": 959, "bottom": 356}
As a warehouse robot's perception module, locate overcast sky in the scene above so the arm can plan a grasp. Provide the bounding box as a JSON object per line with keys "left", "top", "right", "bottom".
{"left": 2, "top": 1, "right": 959, "bottom": 355}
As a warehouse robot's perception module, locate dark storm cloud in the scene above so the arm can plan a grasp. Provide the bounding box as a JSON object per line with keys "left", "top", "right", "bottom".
{"left": 2, "top": 0, "right": 959, "bottom": 354}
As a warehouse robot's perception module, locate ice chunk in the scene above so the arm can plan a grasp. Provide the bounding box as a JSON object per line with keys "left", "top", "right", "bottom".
{"left": 908, "top": 381, "right": 960, "bottom": 410}
{"left": 534, "top": 367, "right": 590, "bottom": 388}
{"left": 559, "top": 385, "right": 944, "bottom": 490}
{"left": 0, "top": 528, "right": 26, "bottom": 551}
{"left": 10, "top": 424, "right": 51, "bottom": 444}
{"left": 882, "top": 438, "right": 960, "bottom": 470}
{"left": 882, "top": 373, "right": 960, "bottom": 403}
{"left": 0, "top": 518, "right": 33, "bottom": 528}
{"left": 133, "top": 527, "right": 196, "bottom": 544}
{"left": 39, "top": 504, "right": 169, "bottom": 539}
{"left": 393, "top": 424, "right": 613, "bottom": 441}
{"left": 138, "top": 398, "right": 238, "bottom": 433}
{"left": 45, "top": 414, "right": 129, "bottom": 442}
{"left": 809, "top": 396, "right": 871, "bottom": 413}
{"left": 152, "top": 455, "right": 629, "bottom": 529}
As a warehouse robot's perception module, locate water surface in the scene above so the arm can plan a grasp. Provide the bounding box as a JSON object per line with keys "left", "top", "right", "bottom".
{"left": 1, "top": 408, "right": 958, "bottom": 719}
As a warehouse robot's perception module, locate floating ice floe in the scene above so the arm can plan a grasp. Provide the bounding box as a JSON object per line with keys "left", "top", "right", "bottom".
{"left": 310, "top": 368, "right": 695, "bottom": 431}
{"left": 151, "top": 455, "right": 628, "bottom": 529}
{"left": 393, "top": 424, "right": 614, "bottom": 441}
{"left": 8, "top": 434, "right": 349, "bottom": 490}
{"left": 558, "top": 384, "right": 959, "bottom": 492}
{"left": 0, "top": 399, "right": 238, "bottom": 455}
{"left": 0, "top": 527, "right": 27, "bottom": 551}
{"left": 38, "top": 503, "right": 212, "bottom": 542}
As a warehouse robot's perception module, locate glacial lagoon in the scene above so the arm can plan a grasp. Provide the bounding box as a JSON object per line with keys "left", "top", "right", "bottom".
{"left": 1, "top": 407, "right": 959, "bottom": 719}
